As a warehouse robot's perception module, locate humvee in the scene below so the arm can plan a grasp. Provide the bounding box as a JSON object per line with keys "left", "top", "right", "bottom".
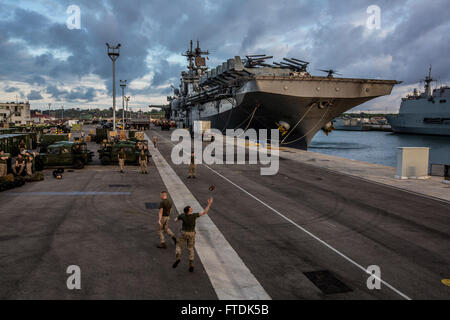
{"left": 35, "top": 141, "right": 93, "bottom": 170}
{"left": 39, "top": 134, "right": 70, "bottom": 153}
{"left": 98, "top": 140, "right": 150, "bottom": 165}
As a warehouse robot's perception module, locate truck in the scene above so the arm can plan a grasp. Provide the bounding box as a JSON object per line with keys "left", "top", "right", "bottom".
{"left": 0, "top": 133, "right": 34, "bottom": 156}
{"left": 35, "top": 141, "right": 94, "bottom": 170}
{"left": 39, "top": 134, "right": 70, "bottom": 153}
{"left": 98, "top": 140, "right": 150, "bottom": 165}
{"left": 193, "top": 121, "right": 214, "bottom": 141}
{"left": 67, "top": 120, "right": 80, "bottom": 128}
{"left": 95, "top": 127, "right": 109, "bottom": 143}
{"left": 161, "top": 119, "right": 171, "bottom": 131}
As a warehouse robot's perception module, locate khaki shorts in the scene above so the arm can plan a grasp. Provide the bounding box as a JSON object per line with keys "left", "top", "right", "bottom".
{"left": 158, "top": 216, "right": 175, "bottom": 243}
{"left": 0, "top": 163, "right": 7, "bottom": 177}
{"left": 119, "top": 159, "right": 125, "bottom": 171}
{"left": 139, "top": 159, "right": 148, "bottom": 172}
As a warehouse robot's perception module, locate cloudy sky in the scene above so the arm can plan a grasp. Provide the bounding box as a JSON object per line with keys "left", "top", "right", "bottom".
{"left": 1, "top": 0, "right": 449, "bottom": 113}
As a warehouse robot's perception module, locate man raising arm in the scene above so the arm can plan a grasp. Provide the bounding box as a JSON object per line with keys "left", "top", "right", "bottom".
{"left": 173, "top": 197, "right": 213, "bottom": 272}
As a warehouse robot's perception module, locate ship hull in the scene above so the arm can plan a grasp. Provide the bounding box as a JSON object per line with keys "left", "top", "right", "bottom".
{"left": 334, "top": 126, "right": 372, "bottom": 131}
{"left": 194, "top": 92, "right": 384, "bottom": 149}
{"left": 179, "top": 77, "right": 397, "bottom": 149}
{"left": 333, "top": 119, "right": 372, "bottom": 131}
{"left": 387, "top": 114, "right": 450, "bottom": 136}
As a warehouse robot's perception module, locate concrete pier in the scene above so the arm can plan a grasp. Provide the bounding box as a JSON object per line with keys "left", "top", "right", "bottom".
{"left": 0, "top": 127, "right": 449, "bottom": 300}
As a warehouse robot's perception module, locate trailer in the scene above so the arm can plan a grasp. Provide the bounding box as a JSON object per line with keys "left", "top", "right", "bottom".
{"left": 193, "top": 121, "right": 214, "bottom": 141}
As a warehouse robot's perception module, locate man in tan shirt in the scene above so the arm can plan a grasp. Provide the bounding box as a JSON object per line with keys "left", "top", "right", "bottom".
{"left": 139, "top": 150, "right": 148, "bottom": 174}
{"left": 118, "top": 148, "right": 126, "bottom": 173}
{"left": 188, "top": 152, "right": 196, "bottom": 179}
{"left": 24, "top": 152, "right": 33, "bottom": 176}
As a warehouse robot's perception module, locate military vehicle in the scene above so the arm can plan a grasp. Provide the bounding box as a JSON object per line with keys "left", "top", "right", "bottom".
{"left": 167, "top": 40, "right": 400, "bottom": 150}
{"left": 129, "top": 130, "right": 146, "bottom": 142}
{"left": 35, "top": 141, "right": 93, "bottom": 170}
{"left": 0, "top": 133, "right": 34, "bottom": 156}
{"left": 94, "top": 127, "right": 109, "bottom": 143}
{"left": 39, "top": 134, "right": 70, "bottom": 153}
{"left": 98, "top": 140, "right": 150, "bottom": 165}
{"left": 161, "top": 120, "right": 171, "bottom": 131}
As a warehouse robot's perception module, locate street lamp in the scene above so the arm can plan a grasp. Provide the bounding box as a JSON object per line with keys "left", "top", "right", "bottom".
{"left": 106, "top": 43, "right": 121, "bottom": 131}
{"left": 120, "top": 80, "right": 127, "bottom": 129}
{"left": 124, "top": 96, "right": 130, "bottom": 126}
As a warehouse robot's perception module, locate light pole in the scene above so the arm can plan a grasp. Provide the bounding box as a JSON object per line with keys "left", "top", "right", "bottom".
{"left": 148, "top": 105, "right": 153, "bottom": 122}
{"left": 125, "top": 96, "right": 130, "bottom": 126}
{"left": 120, "top": 80, "right": 127, "bottom": 129}
{"left": 106, "top": 43, "right": 121, "bottom": 131}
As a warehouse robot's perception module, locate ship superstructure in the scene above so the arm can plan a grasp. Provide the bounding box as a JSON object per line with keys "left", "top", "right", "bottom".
{"left": 387, "top": 67, "right": 450, "bottom": 136}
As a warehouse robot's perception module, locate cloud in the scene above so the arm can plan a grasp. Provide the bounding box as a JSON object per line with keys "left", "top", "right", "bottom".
{"left": 4, "top": 86, "right": 19, "bottom": 93}
{"left": 46, "top": 84, "right": 99, "bottom": 102}
{"left": 0, "top": 0, "right": 448, "bottom": 111}
{"left": 27, "top": 90, "right": 43, "bottom": 100}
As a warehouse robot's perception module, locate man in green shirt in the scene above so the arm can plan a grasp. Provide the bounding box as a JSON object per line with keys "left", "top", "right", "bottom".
{"left": 101, "top": 139, "right": 109, "bottom": 150}
{"left": 12, "top": 154, "right": 25, "bottom": 176}
{"left": 157, "top": 191, "right": 177, "bottom": 249}
{"left": 173, "top": 197, "right": 213, "bottom": 273}
{"left": 0, "top": 150, "right": 8, "bottom": 178}
{"left": 118, "top": 147, "right": 126, "bottom": 173}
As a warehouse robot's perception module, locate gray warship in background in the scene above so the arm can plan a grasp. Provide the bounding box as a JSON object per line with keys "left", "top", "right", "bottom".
{"left": 167, "top": 41, "right": 399, "bottom": 149}
{"left": 386, "top": 67, "right": 450, "bottom": 136}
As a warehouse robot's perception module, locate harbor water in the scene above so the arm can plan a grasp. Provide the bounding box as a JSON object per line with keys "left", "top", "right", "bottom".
{"left": 310, "top": 130, "right": 450, "bottom": 168}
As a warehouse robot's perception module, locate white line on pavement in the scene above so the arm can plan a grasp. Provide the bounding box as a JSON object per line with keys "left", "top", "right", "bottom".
{"left": 152, "top": 130, "right": 413, "bottom": 301}
{"left": 202, "top": 164, "right": 412, "bottom": 301}
{"left": 145, "top": 133, "right": 271, "bottom": 300}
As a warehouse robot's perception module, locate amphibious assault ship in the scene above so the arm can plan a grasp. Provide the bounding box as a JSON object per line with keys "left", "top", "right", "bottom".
{"left": 168, "top": 41, "right": 399, "bottom": 149}
{"left": 387, "top": 67, "right": 450, "bottom": 136}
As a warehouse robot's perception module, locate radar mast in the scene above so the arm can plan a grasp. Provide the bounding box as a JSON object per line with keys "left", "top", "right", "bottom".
{"left": 423, "top": 66, "right": 434, "bottom": 97}
{"left": 182, "top": 40, "right": 209, "bottom": 81}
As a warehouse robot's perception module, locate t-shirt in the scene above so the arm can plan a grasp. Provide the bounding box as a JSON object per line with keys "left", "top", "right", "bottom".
{"left": 0, "top": 155, "right": 7, "bottom": 164}
{"left": 177, "top": 213, "right": 200, "bottom": 232}
{"left": 159, "top": 199, "right": 172, "bottom": 217}
{"left": 190, "top": 155, "right": 195, "bottom": 165}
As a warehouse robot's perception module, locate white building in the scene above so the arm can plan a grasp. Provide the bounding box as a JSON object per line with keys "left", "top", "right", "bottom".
{"left": 31, "top": 111, "right": 53, "bottom": 124}
{"left": 0, "top": 102, "right": 32, "bottom": 125}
